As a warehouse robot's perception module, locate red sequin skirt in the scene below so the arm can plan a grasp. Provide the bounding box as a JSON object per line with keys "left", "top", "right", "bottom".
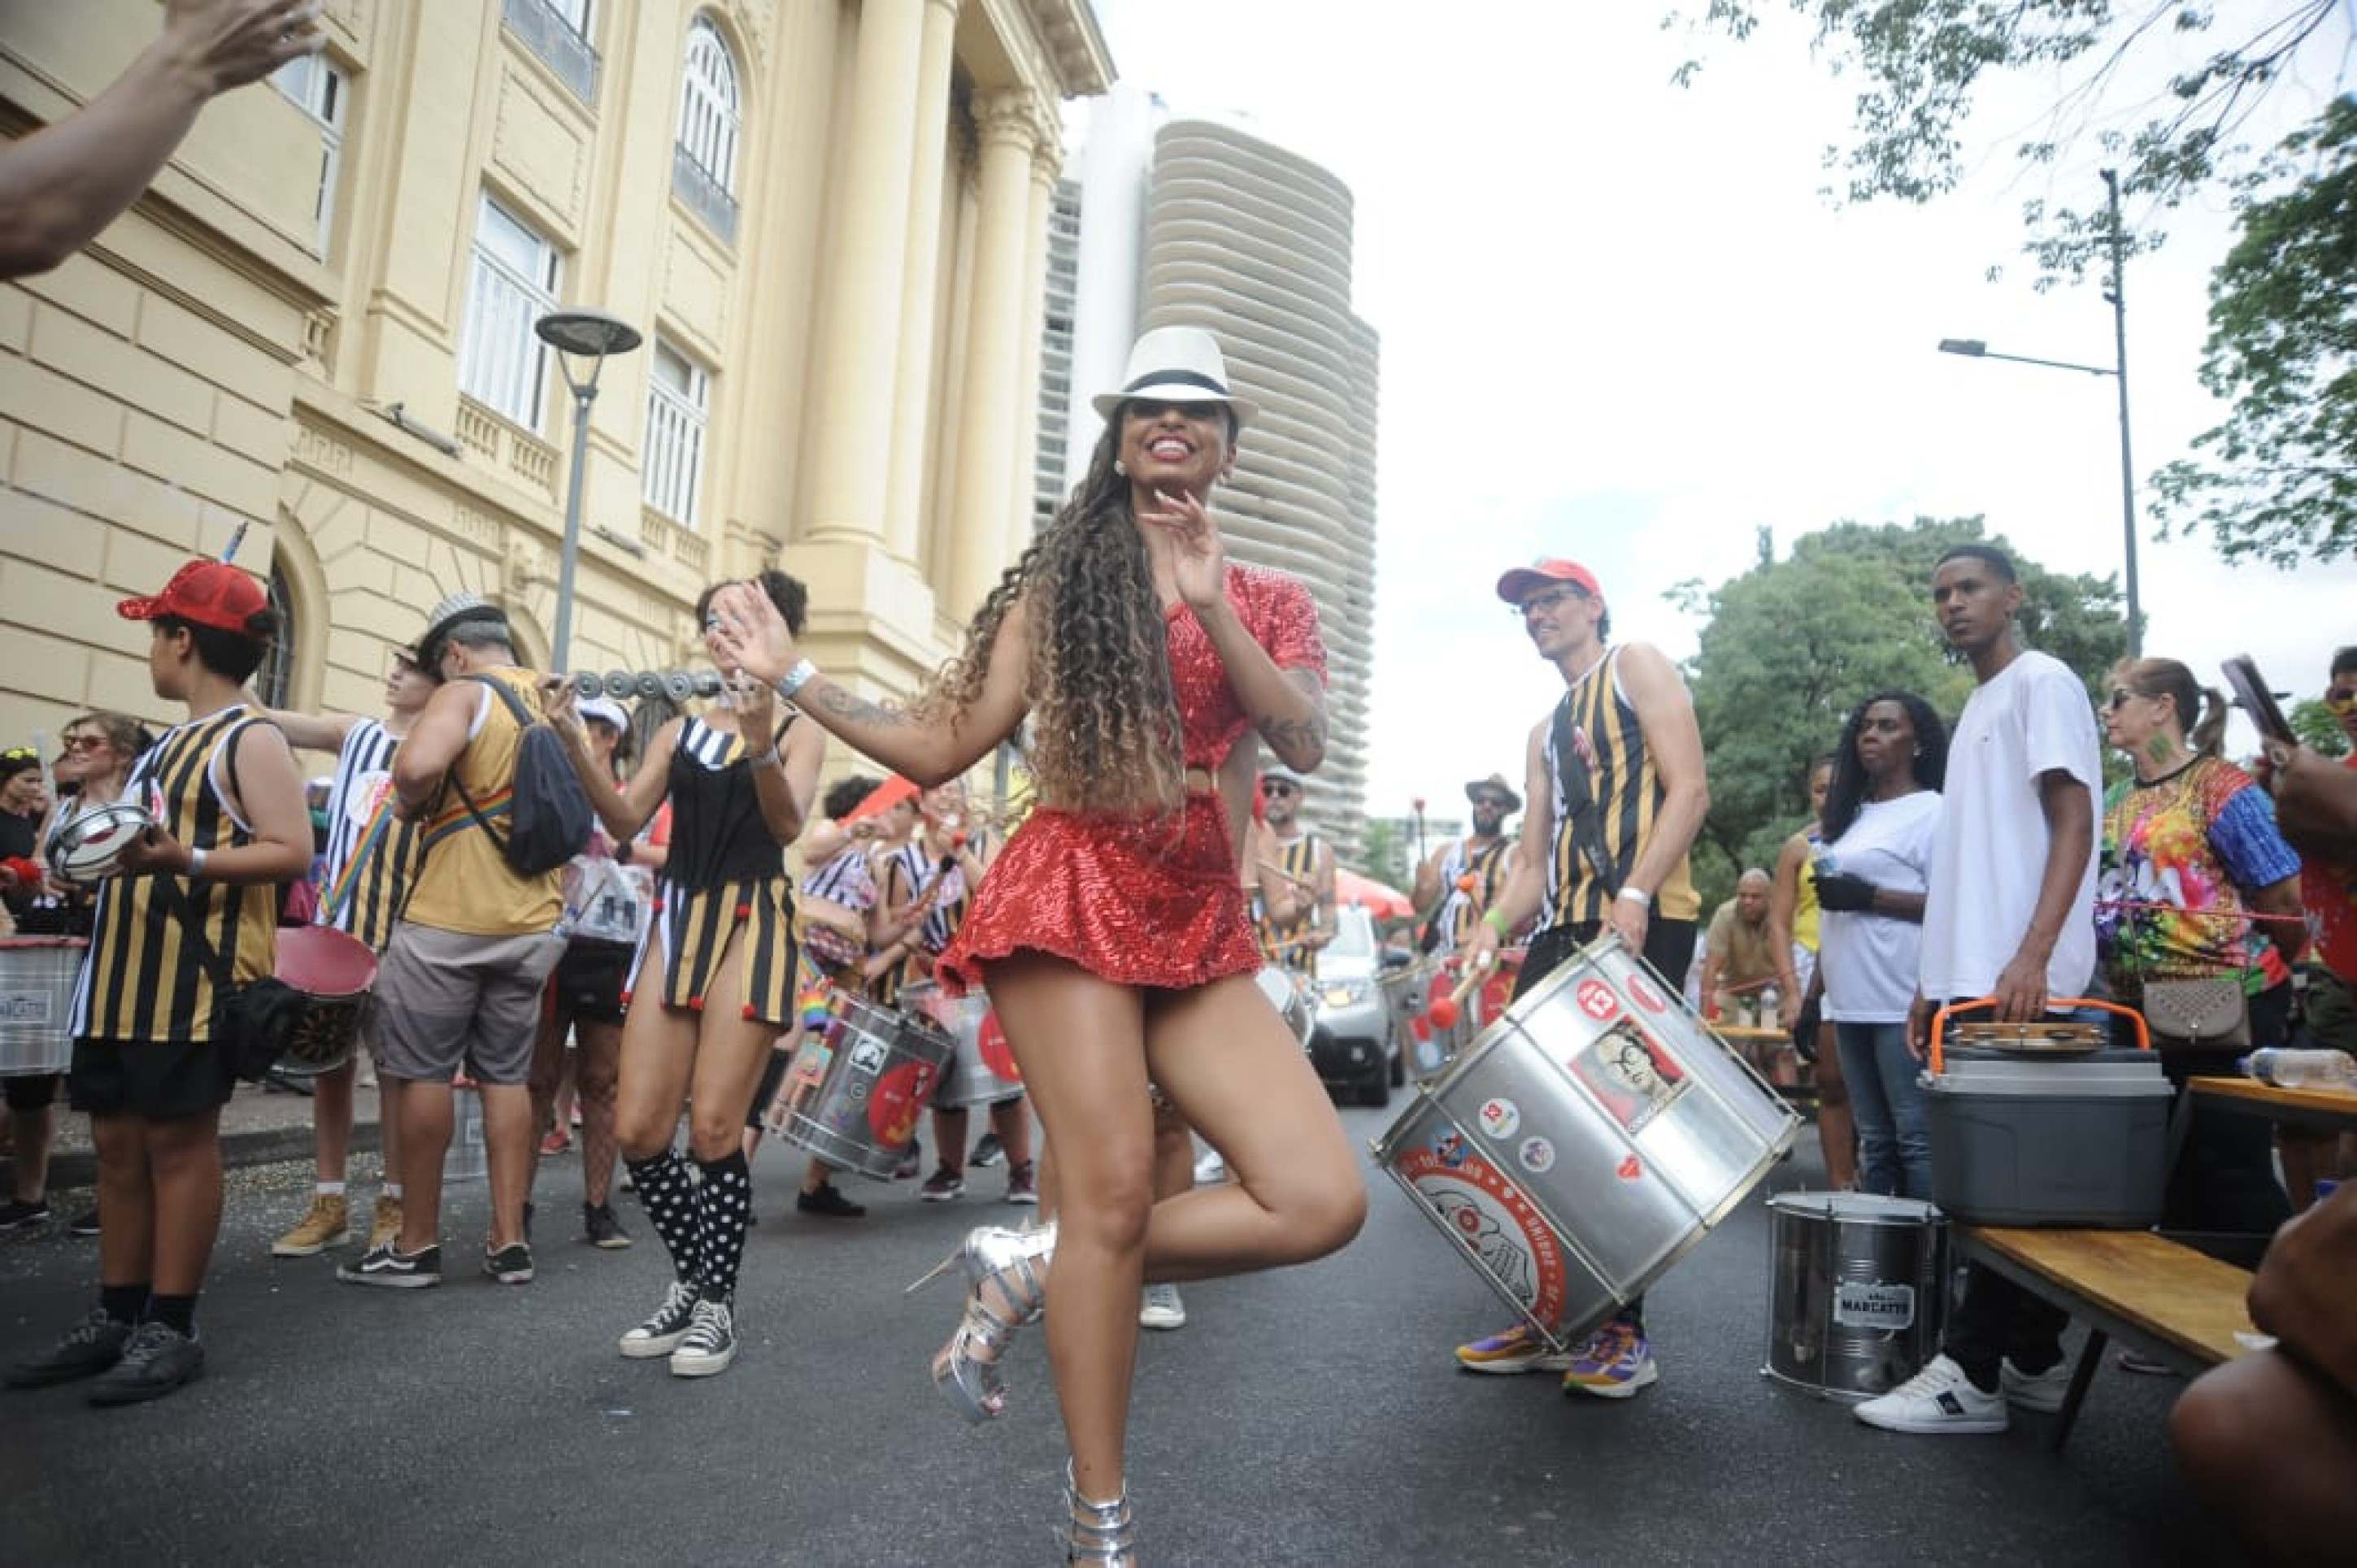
{"left": 936, "top": 793, "right": 1263, "bottom": 994}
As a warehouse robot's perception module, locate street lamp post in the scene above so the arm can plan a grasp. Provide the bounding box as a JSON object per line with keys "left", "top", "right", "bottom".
{"left": 1936, "top": 170, "right": 2142, "bottom": 655}
{"left": 533, "top": 309, "right": 643, "bottom": 671}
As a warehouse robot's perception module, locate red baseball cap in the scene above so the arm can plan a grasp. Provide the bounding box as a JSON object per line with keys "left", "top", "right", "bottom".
{"left": 117, "top": 559, "right": 268, "bottom": 635}
{"left": 1496, "top": 558, "right": 1604, "bottom": 606}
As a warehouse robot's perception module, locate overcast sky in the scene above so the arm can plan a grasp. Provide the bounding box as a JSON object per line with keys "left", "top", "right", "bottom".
{"left": 1085, "top": 1, "right": 2357, "bottom": 825}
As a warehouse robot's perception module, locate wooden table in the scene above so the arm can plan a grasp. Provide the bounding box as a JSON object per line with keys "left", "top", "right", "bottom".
{"left": 1957, "top": 1226, "right": 2259, "bottom": 1449}
{"left": 2185, "top": 1075, "right": 2357, "bottom": 1136}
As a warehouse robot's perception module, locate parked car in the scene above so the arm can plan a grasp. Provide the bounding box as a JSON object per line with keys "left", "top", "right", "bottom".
{"left": 1307, "top": 905, "right": 1405, "bottom": 1106}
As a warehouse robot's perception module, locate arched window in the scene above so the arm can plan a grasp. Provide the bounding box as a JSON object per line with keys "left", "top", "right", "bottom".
{"left": 676, "top": 17, "right": 741, "bottom": 200}
{"left": 258, "top": 562, "right": 298, "bottom": 710}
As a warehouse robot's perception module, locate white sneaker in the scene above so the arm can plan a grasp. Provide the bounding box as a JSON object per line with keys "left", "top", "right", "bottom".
{"left": 2001, "top": 1355, "right": 2073, "bottom": 1412}
{"left": 1853, "top": 1354, "right": 2008, "bottom": 1435}
{"left": 669, "top": 1298, "right": 737, "bottom": 1378}
{"left": 1138, "top": 1283, "right": 1187, "bottom": 1331}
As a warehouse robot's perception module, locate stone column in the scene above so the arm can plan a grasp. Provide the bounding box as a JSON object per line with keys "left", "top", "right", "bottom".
{"left": 881, "top": 0, "right": 960, "bottom": 563}
{"left": 804, "top": 0, "right": 926, "bottom": 544}
{"left": 945, "top": 90, "right": 1046, "bottom": 617}
{"left": 1005, "top": 135, "right": 1062, "bottom": 563}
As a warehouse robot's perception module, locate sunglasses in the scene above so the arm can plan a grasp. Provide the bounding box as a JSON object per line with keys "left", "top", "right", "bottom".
{"left": 2327, "top": 689, "right": 2357, "bottom": 716}
{"left": 1513, "top": 586, "right": 1585, "bottom": 621}
{"left": 1471, "top": 795, "right": 1513, "bottom": 810}
{"left": 1259, "top": 780, "right": 1298, "bottom": 797}
{"left": 2103, "top": 688, "right": 2146, "bottom": 712}
{"left": 63, "top": 735, "right": 108, "bottom": 752}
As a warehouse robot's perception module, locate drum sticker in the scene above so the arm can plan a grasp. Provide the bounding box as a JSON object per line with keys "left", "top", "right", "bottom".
{"left": 1624, "top": 974, "right": 1668, "bottom": 1015}
{"left": 1518, "top": 1136, "right": 1555, "bottom": 1175}
{"left": 1476, "top": 1097, "right": 1521, "bottom": 1140}
{"left": 1574, "top": 979, "right": 1620, "bottom": 1023}
{"left": 1833, "top": 1282, "right": 1916, "bottom": 1332}
{"left": 1567, "top": 1019, "right": 1689, "bottom": 1136}
{"left": 1429, "top": 1129, "right": 1471, "bottom": 1170}
{"left": 1616, "top": 1154, "right": 1642, "bottom": 1181}
{"left": 976, "top": 1010, "right": 1021, "bottom": 1083}
{"left": 865, "top": 1059, "right": 938, "bottom": 1147}
{"left": 1398, "top": 1146, "right": 1568, "bottom": 1330}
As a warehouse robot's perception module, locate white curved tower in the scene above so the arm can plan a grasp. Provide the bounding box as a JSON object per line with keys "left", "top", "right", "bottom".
{"left": 1140, "top": 118, "right": 1378, "bottom": 858}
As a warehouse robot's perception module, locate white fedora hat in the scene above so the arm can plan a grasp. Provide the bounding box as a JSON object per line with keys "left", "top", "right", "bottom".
{"left": 1091, "top": 325, "right": 1259, "bottom": 428}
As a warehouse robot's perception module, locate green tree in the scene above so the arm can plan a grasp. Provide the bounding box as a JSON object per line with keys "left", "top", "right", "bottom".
{"left": 2291, "top": 697, "right": 2352, "bottom": 759}
{"left": 2150, "top": 99, "right": 2357, "bottom": 567}
{"left": 1677, "top": 517, "right": 2127, "bottom": 911}
{"left": 1355, "top": 818, "right": 1411, "bottom": 896}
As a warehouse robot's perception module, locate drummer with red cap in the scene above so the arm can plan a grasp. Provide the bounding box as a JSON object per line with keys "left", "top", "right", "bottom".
{"left": 6, "top": 559, "right": 313, "bottom": 1405}
{"left": 1450, "top": 557, "right": 1710, "bottom": 1400}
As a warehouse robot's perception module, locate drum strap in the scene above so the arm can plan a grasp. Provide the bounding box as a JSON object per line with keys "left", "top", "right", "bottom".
{"left": 1549, "top": 693, "right": 1622, "bottom": 905}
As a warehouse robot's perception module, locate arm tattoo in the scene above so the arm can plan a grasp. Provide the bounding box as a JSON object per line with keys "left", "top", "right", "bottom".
{"left": 811, "top": 682, "right": 911, "bottom": 731}
{"left": 1256, "top": 669, "right": 1327, "bottom": 761}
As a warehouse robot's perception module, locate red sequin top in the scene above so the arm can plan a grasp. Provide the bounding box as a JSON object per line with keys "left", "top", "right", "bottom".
{"left": 937, "top": 564, "right": 1328, "bottom": 992}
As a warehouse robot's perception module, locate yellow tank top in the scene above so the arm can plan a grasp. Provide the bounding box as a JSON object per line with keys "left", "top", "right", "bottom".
{"left": 403, "top": 668, "right": 564, "bottom": 937}
{"left": 1793, "top": 832, "right": 1822, "bottom": 953}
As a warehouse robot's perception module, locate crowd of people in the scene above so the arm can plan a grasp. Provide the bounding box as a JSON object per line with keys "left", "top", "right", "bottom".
{"left": 2, "top": 315, "right": 2352, "bottom": 1559}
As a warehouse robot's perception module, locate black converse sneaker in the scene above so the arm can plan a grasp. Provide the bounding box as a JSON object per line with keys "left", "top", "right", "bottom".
{"left": 482, "top": 1241, "right": 534, "bottom": 1285}
{"left": 669, "top": 1297, "right": 737, "bottom": 1378}
{"left": 618, "top": 1279, "right": 700, "bottom": 1359}
{"left": 3, "top": 1308, "right": 130, "bottom": 1388}
{"left": 337, "top": 1240, "right": 443, "bottom": 1288}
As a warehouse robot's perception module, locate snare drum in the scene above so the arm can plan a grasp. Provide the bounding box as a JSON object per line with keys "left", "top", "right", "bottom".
{"left": 1763, "top": 1192, "right": 1948, "bottom": 1401}
{"left": 272, "top": 926, "right": 379, "bottom": 1078}
{"left": 46, "top": 801, "right": 156, "bottom": 884}
{"left": 1371, "top": 929, "right": 1798, "bottom": 1349}
{"left": 779, "top": 990, "right": 955, "bottom": 1179}
{"left": 905, "top": 981, "right": 1024, "bottom": 1108}
{"left": 0, "top": 936, "right": 86, "bottom": 1075}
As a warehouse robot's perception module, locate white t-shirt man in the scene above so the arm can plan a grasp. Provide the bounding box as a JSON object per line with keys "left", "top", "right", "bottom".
{"left": 1918, "top": 649, "right": 2101, "bottom": 1002}
{"left": 1818, "top": 790, "right": 1944, "bottom": 1023}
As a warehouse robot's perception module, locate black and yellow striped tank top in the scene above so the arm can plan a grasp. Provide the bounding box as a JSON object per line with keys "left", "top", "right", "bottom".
{"left": 1542, "top": 649, "right": 1699, "bottom": 929}
{"left": 1256, "top": 831, "right": 1323, "bottom": 975}
{"left": 69, "top": 706, "right": 279, "bottom": 1044}
{"left": 1441, "top": 836, "right": 1511, "bottom": 948}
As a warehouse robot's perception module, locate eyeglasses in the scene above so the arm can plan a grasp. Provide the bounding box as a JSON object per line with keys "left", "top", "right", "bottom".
{"left": 1514, "top": 586, "right": 1585, "bottom": 620}
{"left": 1259, "top": 780, "right": 1298, "bottom": 797}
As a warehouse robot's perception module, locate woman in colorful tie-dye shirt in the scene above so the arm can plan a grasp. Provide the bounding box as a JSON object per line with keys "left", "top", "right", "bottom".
{"left": 2098, "top": 657, "right": 2308, "bottom": 1235}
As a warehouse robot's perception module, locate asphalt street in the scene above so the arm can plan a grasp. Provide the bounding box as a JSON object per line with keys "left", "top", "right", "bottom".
{"left": 3, "top": 1101, "right": 2233, "bottom": 1566}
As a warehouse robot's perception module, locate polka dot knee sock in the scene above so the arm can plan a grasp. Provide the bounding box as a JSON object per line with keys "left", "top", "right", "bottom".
{"left": 692, "top": 1150, "right": 752, "bottom": 1304}
{"left": 624, "top": 1147, "right": 702, "bottom": 1286}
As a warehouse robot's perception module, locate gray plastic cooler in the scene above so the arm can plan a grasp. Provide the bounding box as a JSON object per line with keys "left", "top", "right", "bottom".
{"left": 1924, "top": 1047, "right": 2172, "bottom": 1227}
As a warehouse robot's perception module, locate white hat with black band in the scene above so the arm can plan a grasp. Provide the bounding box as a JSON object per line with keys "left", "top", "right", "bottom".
{"left": 1090, "top": 326, "right": 1259, "bottom": 428}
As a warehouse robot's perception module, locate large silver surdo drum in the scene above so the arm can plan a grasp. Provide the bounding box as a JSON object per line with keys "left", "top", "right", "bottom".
{"left": 779, "top": 990, "right": 955, "bottom": 1179}
{"left": 1370, "top": 931, "right": 1798, "bottom": 1349}
{"left": 904, "top": 981, "right": 1024, "bottom": 1109}
{"left": 1763, "top": 1191, "right": 1949, "bottom": 1401}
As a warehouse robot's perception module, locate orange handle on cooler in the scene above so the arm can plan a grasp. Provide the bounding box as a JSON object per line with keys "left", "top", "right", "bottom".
{"left": 1928, "top": 995, "right": 2150, "bottom": 1075}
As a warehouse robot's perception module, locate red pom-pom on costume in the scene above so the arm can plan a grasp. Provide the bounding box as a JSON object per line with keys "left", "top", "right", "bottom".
{"left": 733, "top": 902, "right": 751, "bottom": 920}
{"left": 689, "top": 996, "right": 706, "bottom": 1013}
{"left": 1455, "top": 874, "right": 1477, "bottom": 894}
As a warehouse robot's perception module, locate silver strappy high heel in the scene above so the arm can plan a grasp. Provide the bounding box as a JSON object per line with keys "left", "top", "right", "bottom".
{"left": 906, "top": 1218, "right": 1055, "bottom": 1423}
{"left": 1063, "top": 1461, "right": 1137, "bottom": 1565}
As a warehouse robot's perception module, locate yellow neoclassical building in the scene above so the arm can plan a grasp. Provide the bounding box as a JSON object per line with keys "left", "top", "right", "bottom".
{"left": 0, "top": 0, "right": 1110, "bottom": 747}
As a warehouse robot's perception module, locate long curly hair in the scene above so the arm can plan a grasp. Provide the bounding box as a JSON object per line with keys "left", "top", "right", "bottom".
{"left": 1822, "top": 690, "right": 1949, "bottom": 843}
{"left": 912, "top": 418, "right": 1185, "bottom": 813}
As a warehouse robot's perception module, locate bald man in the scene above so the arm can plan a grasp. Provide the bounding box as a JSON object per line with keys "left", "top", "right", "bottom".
{"left": 1700, "top": 870, "right": 1780, "bottom": 1029}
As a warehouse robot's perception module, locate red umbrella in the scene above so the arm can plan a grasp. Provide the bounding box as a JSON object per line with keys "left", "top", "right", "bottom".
{"left": 1336, "top": 867, "right": 1412, "bottom": 919}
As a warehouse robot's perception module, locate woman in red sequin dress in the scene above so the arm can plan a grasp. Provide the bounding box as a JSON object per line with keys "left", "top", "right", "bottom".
{"left": 711, "top": 328, "right": 1364, "bottom": 1561}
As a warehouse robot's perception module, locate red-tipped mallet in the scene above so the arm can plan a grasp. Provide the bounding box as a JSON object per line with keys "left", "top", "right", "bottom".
{"left": 1425, "top": 953, "right": 1494, "bottom": 1032}
{"left": 1455, "top": 873, "right": 1477, "bottom": 894}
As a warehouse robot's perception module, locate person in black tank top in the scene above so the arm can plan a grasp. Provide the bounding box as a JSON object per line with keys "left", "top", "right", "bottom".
{"left": 7, "top": 562, "right": 313, "bottom": 1407}
{"left": 541, "top": 571, "right": 825, "bottom": 1380}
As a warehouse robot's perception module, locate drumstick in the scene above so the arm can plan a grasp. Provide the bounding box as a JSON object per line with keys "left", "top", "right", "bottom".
{"left": 1426, "top": 953, "right": 1494, "bottom": 1030}
{"left": 1257, "top": 857, "right": 1318, "bottom": 893}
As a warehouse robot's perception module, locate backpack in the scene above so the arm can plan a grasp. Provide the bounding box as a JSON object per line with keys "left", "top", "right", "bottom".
{"left": 451, "top": 675, "right": 594, "bottom": 878}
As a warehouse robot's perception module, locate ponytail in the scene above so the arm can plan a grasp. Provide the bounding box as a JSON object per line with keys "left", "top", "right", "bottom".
{"left": 2112, "top": 658, "right": 2225, "bottom": 758}
{"left": 2189, "top": 687, "right": 2229, "bottom": 758}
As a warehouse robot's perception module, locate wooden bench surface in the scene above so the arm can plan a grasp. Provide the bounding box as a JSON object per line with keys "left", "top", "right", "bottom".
{"left": 2187, "top": 1075, "right": 2357, "bottom": 1127}
{"left": 1964, "top": 1227, "right": 2256, "bottom": 1367}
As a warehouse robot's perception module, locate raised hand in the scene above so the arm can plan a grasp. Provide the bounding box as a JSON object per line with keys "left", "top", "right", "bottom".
{"left": 1137, "top": 488, "right": 1226, "bottom": 609}
{"left": 163, "top": 0, "right": 328, "bottom": 93}
{"left": 707, "top": 582, "right": 799, "bottom": 687}
{"left": 537, "top": 673, "right": 584, "bottom": 736}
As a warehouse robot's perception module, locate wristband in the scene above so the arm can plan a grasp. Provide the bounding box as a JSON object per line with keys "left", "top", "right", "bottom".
{"left": 1482, "top": 907, "right": 1511, "bottom": 936}
{"left": 188, "top": 847, "right": 209, "bottom": 879}
{"left": 749, "top": 745, "right": 781, "bottom": 771}
{"left": 776, "top": 658, "right": 818, "bottom": 701}
{"left": 1616, "top": 887, "right": 1650, "bottom": 910}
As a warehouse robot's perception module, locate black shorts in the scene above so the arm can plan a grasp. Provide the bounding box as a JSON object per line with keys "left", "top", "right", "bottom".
{"left": 68, "top": 1037, "right": 237, "bottom": 1120}
{"left": 3, "top": 1071, "right": 59, "bottom": 1111}
{"left": 550, "top": 940, "right": 636, "bottom": 1027}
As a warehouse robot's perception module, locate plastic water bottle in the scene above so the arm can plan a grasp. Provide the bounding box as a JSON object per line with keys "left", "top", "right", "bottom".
{"left": 2241, "top": 1048, "right": 2357, "bottom": 1091}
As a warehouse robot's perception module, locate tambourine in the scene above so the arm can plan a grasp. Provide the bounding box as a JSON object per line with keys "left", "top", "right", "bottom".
{"left": 46, "top": 801, "right": 159, "bottom": 884}
{"left": 567, "top": 669, "right": 727, "bottom": 702}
